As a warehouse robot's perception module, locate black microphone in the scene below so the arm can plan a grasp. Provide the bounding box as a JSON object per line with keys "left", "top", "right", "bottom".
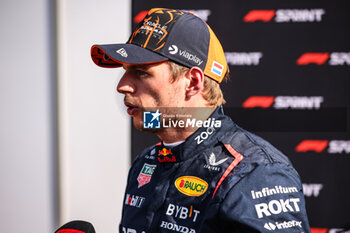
{"left": 55, "top": 220, "right": 95, "bottom": 233}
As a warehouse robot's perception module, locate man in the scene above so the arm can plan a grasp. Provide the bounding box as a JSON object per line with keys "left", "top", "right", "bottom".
{"left": 91, "top": 8, "right": 311, "bottom": 233}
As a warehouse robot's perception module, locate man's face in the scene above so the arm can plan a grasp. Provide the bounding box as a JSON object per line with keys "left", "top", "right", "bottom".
{"left": 117, "top": 61, "right": 185, "bottom": 130}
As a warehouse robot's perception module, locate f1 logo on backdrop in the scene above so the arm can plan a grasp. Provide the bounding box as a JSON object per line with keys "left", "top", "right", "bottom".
{"left": 242, "top": 96, "right": 324, "bottom": 109}
{"left": 311, "top": 228, "right": 350, "bottom": 233}
{"left": 243, "top": 9, "right": 325, "bottom": 23}
{"left": 295, "top": 140, "right": 350, "bottom": 153}
{"left": 297, "top": 52, "right": 350, "bottom": 65}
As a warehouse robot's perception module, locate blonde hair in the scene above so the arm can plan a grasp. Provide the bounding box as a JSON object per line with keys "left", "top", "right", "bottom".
{"left": 168, "top": 61, "right": 228, "bottom": 106}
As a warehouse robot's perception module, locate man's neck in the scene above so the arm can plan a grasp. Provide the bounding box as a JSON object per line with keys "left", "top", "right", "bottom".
{"left": 163, "top": 140, "right": 185, "bottom": 147}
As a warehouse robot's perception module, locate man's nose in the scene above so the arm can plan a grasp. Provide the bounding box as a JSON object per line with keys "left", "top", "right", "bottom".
{"left": 117, "top": 72, "right": 134, "bottom": 94}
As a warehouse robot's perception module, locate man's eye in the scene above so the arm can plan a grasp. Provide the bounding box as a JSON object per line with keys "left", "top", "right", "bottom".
{"left": 136, "top": 70, "right": 150, "bottom": 78}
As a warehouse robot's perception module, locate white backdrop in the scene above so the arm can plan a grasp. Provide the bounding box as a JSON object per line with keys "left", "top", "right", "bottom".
{"left": 57, "top": 0, "right": 131, "bottom": 232}
{"left": 0, "top": 0, "right": 131, "bottom": 232}
{"left": 0, "top": 0, "right": 56, "bottom": 232}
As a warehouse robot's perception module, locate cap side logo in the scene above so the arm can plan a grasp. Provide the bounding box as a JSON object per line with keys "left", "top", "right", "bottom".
{"left": 168, "top": 45, "right": 178, "bottom": 55}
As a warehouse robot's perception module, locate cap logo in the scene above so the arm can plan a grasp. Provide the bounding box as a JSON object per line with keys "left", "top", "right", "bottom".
{"left": 128, "top": 9, "right": 184, "bottom": 51}
{"left": 168, "top": 45, "right": 178, "bottom": 55}
{"left": 116, "top": 48, "right": 128, "bottom": 58}
{"left": 211, "top": 61, "right": 224, "bottom": 76}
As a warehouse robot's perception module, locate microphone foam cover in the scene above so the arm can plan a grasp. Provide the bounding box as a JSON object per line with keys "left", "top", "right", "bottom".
{"left": 55, "top": 220, "right": 95, "bottom": 233}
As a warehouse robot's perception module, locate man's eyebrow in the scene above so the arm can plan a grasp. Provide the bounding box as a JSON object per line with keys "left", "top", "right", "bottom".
{"left": 124, "top": 64, "right": 151, "bottom": 71}
{"left": 125, "top": 61, "right": 168, "bottom": 71}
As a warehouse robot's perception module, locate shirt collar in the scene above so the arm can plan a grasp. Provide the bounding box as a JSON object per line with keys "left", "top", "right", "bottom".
{"left": 156, "top": 106, "right": 236, "bottom": 163}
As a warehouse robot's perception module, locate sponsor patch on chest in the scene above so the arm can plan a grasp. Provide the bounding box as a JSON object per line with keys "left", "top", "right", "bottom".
{"left": 175, "top": 176, "right": 208, "bottom": 197}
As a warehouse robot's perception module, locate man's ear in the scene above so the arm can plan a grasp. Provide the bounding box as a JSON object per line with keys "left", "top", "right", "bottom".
{"left": 184, "top": 67, "right": 204, "bottom": 100}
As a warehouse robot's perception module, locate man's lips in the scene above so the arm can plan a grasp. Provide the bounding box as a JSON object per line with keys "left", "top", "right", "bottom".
{"left": 124, "top": 101, "right": 139, "bottom": 116}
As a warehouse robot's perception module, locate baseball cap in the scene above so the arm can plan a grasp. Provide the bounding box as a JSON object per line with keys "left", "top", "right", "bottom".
{"left": 91, "top": 8, "right": 228, "bottom": 83}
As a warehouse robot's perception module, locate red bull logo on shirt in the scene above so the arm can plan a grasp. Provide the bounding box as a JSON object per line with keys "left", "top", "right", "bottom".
{"left": 158, "top": 148, "right": 176, "bottom": 163}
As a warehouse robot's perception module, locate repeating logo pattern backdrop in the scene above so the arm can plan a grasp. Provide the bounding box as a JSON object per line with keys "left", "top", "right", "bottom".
{"left": 130, "top": 0, "right": 350, "bottom": 230}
